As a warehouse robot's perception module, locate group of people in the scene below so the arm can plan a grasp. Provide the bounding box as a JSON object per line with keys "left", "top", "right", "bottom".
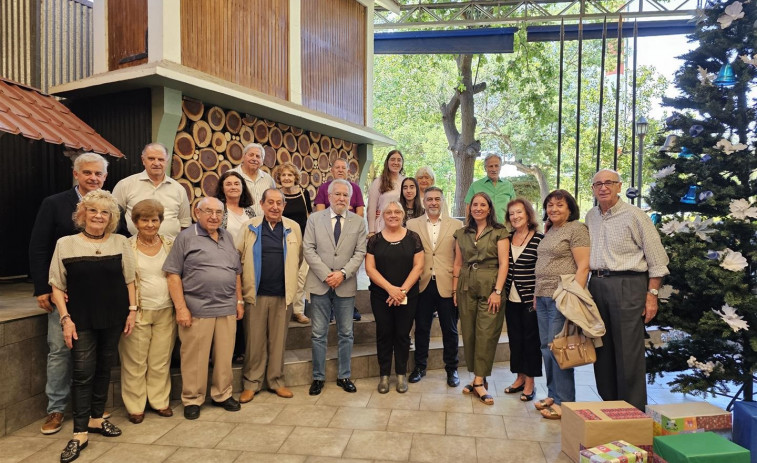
{"left": 29, "top": 142, "right": 668, "bottom": 463}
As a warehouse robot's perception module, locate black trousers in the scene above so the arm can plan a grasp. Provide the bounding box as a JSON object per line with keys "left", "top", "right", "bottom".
{"left": 371, "top": 292, "right": 416, "bottom": 376}
{"left": 589, "top": 273, "right": 648, "bottom": 410}
{"left": 71, "top": 325, "right": 121, "bottom": 432}
{"left": 504, "top": 300, "right": 543, "bottom": 378}
{"left": 414, "top": 279, "right": 459, "bottom": 372}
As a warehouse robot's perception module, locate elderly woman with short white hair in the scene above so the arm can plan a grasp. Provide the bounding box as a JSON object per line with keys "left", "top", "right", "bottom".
{"left": 415, "top": 166, "right": 449, "bottom": 216}
{"left": 49, "top": 190, "right": 136, "bottom": 463}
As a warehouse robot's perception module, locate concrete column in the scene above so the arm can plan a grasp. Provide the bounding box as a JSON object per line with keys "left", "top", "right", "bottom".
{"left": 289, "top": 0, "right": 303, "bottom": 104}
{"left": 148, "top": 0, "right": 182, "bottom": 64}
{"left": 358, "top": 143, "right": 373, "bottom": 190}
{"left": 151, "top": 87, "right": 183, "bottom": 165}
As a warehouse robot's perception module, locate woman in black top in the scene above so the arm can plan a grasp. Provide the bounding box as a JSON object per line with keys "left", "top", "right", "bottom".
{"left": 400, "top": 177, "right": 423, "bottom": 226}
{"left": 365, "top": 201, "right": 424, "bottom": 394}
{"left": 277, "top": 162, "right": 313, "bottom": 324}
{"left": 49, "top": 190, "right": 136, "bottom": 463}
{"left": 503, "top": 198, "right": 544, "bottom": 402}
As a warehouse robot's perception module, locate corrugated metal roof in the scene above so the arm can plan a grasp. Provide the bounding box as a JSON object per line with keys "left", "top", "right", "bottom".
{"left": 0, "top": 77, "right": 124, "bottom": 157}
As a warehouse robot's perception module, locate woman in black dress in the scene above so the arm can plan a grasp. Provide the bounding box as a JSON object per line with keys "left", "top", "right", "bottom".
{"left": 365, "top": 201, "right": 424, "bottom": 394}
{"left": 49, "top": 190, "right": 136, "bottom": 463}
{"left": 277, "top": 162, "right": 313, "bottom": 324}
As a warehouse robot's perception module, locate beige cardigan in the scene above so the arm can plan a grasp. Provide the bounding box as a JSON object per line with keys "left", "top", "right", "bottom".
{"left": 553, "top": 274, "right": 606, "bottom": 346}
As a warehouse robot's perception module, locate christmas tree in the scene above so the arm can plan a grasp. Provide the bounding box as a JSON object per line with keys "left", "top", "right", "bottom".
{"left": 645, "top": 0, "right": 757, "bottom": 401}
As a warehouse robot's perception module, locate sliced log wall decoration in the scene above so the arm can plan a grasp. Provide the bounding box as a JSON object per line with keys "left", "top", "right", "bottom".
{"left": 173, "top": 97, "right": 361, "bottom": 220}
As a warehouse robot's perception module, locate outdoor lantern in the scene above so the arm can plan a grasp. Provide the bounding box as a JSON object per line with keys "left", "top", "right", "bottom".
{"left": 636, "top": 117, "right": 649, "bottom": 137}
{"left": 659, "top": 134, "right": 679, "bottom": 152}
{"left": 714, "top": 63, "right": 737, "bottom": 87}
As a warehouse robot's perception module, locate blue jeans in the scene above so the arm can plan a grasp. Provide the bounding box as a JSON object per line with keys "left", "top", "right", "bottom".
{"left": 310, "top": 290, "right": 355, "bottom": 380}
{"left": 46, "top": 307, "right": 72, "bottom": 414}
{"left": 536, "top": 296, "right": 575, "bottom": 405}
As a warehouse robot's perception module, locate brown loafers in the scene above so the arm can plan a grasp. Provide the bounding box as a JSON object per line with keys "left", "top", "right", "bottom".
{"left": 273, "top": 386, "right": 293, "bottom": 398}
{"left": 155, "top": 407, "right": 173, "bottom": 417}
{"left": 128, "top": 413, "right": 144, "bottom": 424}
{"left": 239, "top": 389, "right": 255, "bottom": 403}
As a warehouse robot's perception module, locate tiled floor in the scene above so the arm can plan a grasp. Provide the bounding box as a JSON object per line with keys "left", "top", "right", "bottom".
{"left": 3, "top": 361, "right": 733, "bottom": 463}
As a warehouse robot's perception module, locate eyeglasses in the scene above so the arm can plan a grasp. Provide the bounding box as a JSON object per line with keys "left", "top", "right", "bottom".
{"left": 198, "top": 209, "right": 224, "bottom": 217}
{"left": 591, "top": 180, "right": 621, "bottom": 189}
{"left": 86, "top": 208, "right": 111, "bottom": 216}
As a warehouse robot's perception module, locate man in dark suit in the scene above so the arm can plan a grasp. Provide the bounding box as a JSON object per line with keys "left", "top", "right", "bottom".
{"left": 406, "top": 187, "right": 463, "bottom": 387}
{"left": 29, "top": 152, "right": 123, "bottom": 435}
{"left": 303, "top": 179, "right": 367, "bottom": 395}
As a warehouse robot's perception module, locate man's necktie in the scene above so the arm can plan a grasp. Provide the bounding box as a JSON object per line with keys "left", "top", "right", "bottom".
{"left": 334, "top": 214, "right": 342, "bottom": 245}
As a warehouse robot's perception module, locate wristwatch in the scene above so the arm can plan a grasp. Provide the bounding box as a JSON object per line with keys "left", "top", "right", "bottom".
{"left": 647, "top": 288, "right": 659, "bottom": 297}
{"left": 340, "top": 269, "right": 347, "bottom": 279}
{"left": 494, "top": 289, "right": 502, "bottom": 295}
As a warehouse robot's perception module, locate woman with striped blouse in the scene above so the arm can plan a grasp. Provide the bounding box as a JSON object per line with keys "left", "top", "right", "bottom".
{"left": 502, "top": 198, "right": 543, "bottom": 402}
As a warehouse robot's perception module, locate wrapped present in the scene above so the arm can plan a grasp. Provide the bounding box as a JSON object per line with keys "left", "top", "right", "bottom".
{"left": 579, "top": 440, "right": 648, "bottom": 462}
{"left": 653, "top": 431, "right": 749, "bottom": 463}
{"left": 645, "top": 402, "right": 731, "bottom": 437}
{"left": 733, "top": 400, "right": 757, "bottom": 463}
{"left": 562, "top": 401, "right": 653, "bottom": 463}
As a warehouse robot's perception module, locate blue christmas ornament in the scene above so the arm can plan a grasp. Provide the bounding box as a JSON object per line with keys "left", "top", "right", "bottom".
{"left": 706, "top": 250, "right": 720, "bottom": 260}
{"left": 681, "top": 185, "right": 699, "bottom": 204}
{"left": 713, "top": 63, "right": 737, "bottom": 87}
{"left": 666, "top": 112, "right": 683, "bottom": 128}
{"left": 699, "top": 190, "right": 714, "bottom": 202}
{"left": 689, "top": 125, "right": 704, "bottom": 137}
{"left": 700, "top": 154, "right": 711, "bottom": 162}
{"left": 650, "top": 212, "right": 661, "bottom": 225}
{"left": 626, "top": 187, "right": 639, "bottom": 200}
{"left": 679, "top": 147, "right": 694, "bottom": 159}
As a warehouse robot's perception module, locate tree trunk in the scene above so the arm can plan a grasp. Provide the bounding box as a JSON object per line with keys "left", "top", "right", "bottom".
{"left": 504, "top": 160, "right": 550, "bottom": 202}
{"left": 440, "top": 54, "right": 486, "bottom": 217}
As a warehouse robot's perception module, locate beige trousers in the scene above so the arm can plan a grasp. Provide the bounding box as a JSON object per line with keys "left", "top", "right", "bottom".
{"left": 119, "top": 306, "right": 176, "bottom": 414}
{"left": 178, "top": 314, "right": 236, "bottom": 406}
{"left": 292, "top": 260, "right": 309, "bottom": 315}
{"left": 243, "top": 295, "right": 291, "bottom": 391}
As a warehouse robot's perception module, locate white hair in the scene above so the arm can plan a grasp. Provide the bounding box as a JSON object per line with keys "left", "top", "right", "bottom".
{"left": 73, "top": 152, "right": 108, "bottom": 172}
{"left": 328, "top": 178, "right": 353, "bottom": 199}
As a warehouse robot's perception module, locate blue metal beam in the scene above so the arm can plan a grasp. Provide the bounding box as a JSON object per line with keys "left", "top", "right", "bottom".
{"left": 374, "top": 28, "right": 517, "bottom": 54}
{"left": 526, "top": 19, "right": 696, "bottom": 42}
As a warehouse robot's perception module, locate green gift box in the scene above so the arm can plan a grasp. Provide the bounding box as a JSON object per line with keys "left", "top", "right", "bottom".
{"left": 653, "top": 431, "right": 749, "bottom": 463}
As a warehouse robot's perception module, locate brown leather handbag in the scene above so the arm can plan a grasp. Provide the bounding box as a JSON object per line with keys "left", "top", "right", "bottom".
{"left": 549, "top": 320, "right": 597, "bottom": 369}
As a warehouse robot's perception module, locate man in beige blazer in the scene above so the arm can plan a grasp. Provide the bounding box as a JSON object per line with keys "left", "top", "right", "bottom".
{"left": 405, "top": 187, "right": 463, "bottom": 387}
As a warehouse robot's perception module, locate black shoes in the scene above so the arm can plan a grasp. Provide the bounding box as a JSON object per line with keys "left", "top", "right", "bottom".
{"left": 447, "top": 370, "right": 460, "bottom": 387}
{"left": 309, "top": 380, "right": 325, "bottom": 396}
{"left": 408, "top": 367, "right": 426, "bottom": 383}
{"left": 87, "top": 419, "right": 121, "bottom": 437}
{"left": 353, "top": 307, "right": 362, "bottom": 321}
{"left": 184, "top": 405, "right": 200, "bottom": 420}
{"left": 337, "top": 378, "right": 357, "bottom": 393}
{"left": 60, "top": 439, "right": 87, "bottom": 463}
{"left": 212, "top": 397, "right": 241, "bottom": 412}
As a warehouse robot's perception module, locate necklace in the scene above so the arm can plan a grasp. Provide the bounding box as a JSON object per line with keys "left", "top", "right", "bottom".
{"left": 513, "top": 230, "right": 532, "bottom": 247}
{"left": 137, "top": 235, "right": 160, "bottom": 247}
{"left": 82, "top": 229, "right": 105, "bottom": 240}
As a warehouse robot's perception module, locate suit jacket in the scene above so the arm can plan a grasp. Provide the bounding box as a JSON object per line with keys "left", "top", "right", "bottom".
{"left": 29, "top": 188, "right": 128, "bottom": 296}
{"left": 406, "top": 214, "right": 463, "bottom": 297}
{"left": 303, "top": 208, "right": 367, "bottom": 298}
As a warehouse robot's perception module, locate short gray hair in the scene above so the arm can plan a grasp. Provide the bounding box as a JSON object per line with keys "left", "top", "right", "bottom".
{"left": 142, "top": 142, "right": 168, "bottom": 158}
{"left": 73, "top": 152, "right": 108, "bottom": 173}
{"left": 593, "top": 168, "right": 622, "bottom": 183}
{"left": 415, "top": 166, "right": 436, "bottom": 181}
{"left": 196, "top": 196, "right": 223, "bottom": 210}
{"left": 243, "top": 143, "right": 264, "bottom": 156}
{"left": 328, "top": 178, "right": 353, "bottom": 199}
{"left": 484, "top": 153, "right": 501, "bottom": 165}
{"left": 383, "top": 200, "right": 405, "bottom": 219}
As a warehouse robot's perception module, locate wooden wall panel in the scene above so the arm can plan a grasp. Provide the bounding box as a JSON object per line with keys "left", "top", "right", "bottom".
{"left": 107, "top": 0, "right": 147, "bottom": 70}
{"left": 301, "top": 0, "right": 366, "bottom": 125}
{"left": 180, "top": 0, "right": 289, "bottom": 100}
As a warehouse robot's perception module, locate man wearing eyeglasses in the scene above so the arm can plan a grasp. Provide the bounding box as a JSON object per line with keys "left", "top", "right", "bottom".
{"left": 163, "top": 197, "right": 244, "bottom": 419}
{"left": 585, "top": 169, "right": 669, "bottom": 410}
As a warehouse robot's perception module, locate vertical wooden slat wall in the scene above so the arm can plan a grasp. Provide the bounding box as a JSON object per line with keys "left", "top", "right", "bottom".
{"left": 301, "top": 0, "right": 365, "bottom": 125}
{"left": 107, "top": 0, "right": 147, "bottom": 71}
{"left": 180, "top": 0, "right": 289, "bottom": 100}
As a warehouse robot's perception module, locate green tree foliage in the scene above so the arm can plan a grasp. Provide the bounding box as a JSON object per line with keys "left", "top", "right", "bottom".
{"left": 645, "top": 0, "right": 757, "bottom": 399}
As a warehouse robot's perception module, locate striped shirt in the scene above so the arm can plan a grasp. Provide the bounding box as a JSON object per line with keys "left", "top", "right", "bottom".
{"left": 585, "top": 199, "right": 669, "bottom": 278}
{"left": 505, "top": 231, "right": 543, "bottom": 303}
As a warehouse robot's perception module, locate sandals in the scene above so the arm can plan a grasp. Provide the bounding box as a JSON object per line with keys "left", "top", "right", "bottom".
{"left": 504, "top": 383, "right": 525, "bottom": 394}
{"left": 471, "top": 383, "right": 494, "bottom": 405}
{"left": 87, "top": 419, "right": 121, "bottom": 437}
{"left": 520, "top": 390, "right": 536, "bottom": 402}
{"left": 540, "top": 405, "right": 562, "bottom": 420}
{"left": 462, "top": 379, "right": 488, "bottom": 395}
{"left": 534, "top": 398, "right": 555, "bottom": 410}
